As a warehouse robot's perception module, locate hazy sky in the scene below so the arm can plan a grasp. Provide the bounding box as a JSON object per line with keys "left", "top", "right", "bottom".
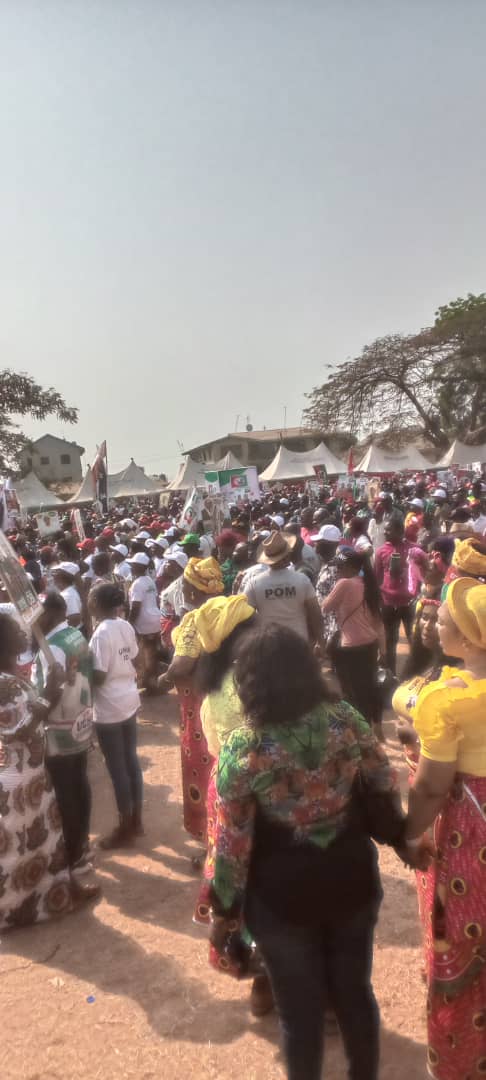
{"left": 2, "top": 2, "right": 486, "bottom": 479}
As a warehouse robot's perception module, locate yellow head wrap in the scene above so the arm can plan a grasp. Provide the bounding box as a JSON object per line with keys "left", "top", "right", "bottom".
{"left": 447, "top": 577, "right": 486, "bottom": 650}
{"left": 193, "top": 595, "right": 255, "bottom": 653}
{"left": 183, "top": 556, "right": 224, "bottom": 596}
{"left": 452, "top": 538, "right": 486, "bottom": 579}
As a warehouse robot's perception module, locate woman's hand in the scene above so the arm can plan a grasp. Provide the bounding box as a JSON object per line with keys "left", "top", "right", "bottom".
{"left": 396, "top": 719, "right": 420, "bottom": 748}
{"left": 396, "top": 834, "right": 434, "bottom": 872}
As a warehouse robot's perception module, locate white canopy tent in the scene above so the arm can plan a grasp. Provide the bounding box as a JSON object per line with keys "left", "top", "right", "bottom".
{"left": 67, "top": 467, "right": 96, "bottom": 505}
{"left": 299, "top": 442, "right": 346, "bottom": 474}
{"left": 259, "top": 442, "right": 345, "bottom": 483}
{"left": 108, "top": 460, "right": 163, "bottom": 499}
{"left": 353, "top": 443, "right": 433, "bottom": 474}
{"left": 215, "top": 451, "right": 245, "bottom": 470}
{"left": 16, "top": 472, "right": 63, "bottom": 511}
{"left": 437, "top": 440, "right": 486, "bottom": 468}
{"left": 166, "top": 456, "right": 209, "bottom": 491}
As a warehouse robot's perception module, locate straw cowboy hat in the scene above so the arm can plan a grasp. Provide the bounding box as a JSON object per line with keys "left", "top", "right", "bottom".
{"left": 257, "top": 531, "right": 297, "bottom": 566}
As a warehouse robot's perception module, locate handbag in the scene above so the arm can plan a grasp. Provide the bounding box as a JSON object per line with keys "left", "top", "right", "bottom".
{"left": 327, "top": 599, "right": 364, "bottom": 656}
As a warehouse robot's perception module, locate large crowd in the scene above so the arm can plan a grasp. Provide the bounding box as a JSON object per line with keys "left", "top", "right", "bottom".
{"left": 1, "top": 470, "right": 486, "bottom": 1080}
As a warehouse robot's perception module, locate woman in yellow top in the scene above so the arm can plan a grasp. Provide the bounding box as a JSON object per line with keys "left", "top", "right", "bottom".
{"left": 403, "top": 578, "right": 486, "bottom": 1080}
{"left": 160, "top": 558, "right": 225, "bottom": 846}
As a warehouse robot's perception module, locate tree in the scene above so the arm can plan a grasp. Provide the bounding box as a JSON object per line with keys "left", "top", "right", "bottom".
{"left": 304, "top": 293, "right": 486, "bottom": 449}
{"left": 0, "top": 370, "right": 78, "bottom": 473}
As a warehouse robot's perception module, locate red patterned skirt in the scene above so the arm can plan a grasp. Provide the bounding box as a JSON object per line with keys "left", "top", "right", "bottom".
{"left": 417, "top": 775, "right": 486, "bottom": 1079}
{"left": 177, "top": 685, "right": 213, "bottom": 844}
{"left": 193, "top": 762, "right": 218, "bottom": 925}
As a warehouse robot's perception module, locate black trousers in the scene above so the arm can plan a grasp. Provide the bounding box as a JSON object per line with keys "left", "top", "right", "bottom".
{"left": 334, "top": 640, "right": 381, "bottom": 726}
{"left": 382, "top": 604, "right": 414, "bottom": 674}
{"left": 46, "top": 751, "right": 92, "bottom": 866}
{"left": 246, "top": 892, "right": 380, "bottom": 1080}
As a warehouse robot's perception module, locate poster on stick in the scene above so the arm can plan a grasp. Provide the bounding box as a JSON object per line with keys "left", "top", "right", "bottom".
{"left": 34, "top": 511, "right": 61, "bottom": 538}
{"left": 0, "top": 530, "right": 43, "bottom": 626}
{"left": 71, "top": 509, "right": 86, "bottom": 543}
{"left": 179, "top": 488, "right": 205, "bottom": 531}
{"left": 0, "top": 478, "right": 21, "bottom": 533}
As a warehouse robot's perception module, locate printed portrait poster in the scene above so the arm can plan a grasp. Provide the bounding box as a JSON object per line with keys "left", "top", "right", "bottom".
{"left": 0, "top": 530, "right": 43, "bottom": 626}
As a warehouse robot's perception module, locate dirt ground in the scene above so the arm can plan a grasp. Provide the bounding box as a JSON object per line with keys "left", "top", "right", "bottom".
{"left": 1, "top": 687, "right": 427, "bottom": 1080}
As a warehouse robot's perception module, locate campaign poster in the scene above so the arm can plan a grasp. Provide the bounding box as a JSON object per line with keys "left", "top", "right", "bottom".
{"left": 71, "top": 509, "right": 85, "bottom": 543}
{"left": 179, "top": 488, "right": 204, "bottom": 531}
{"left": 0, "top": 530, "right": 43, "bottom": 626}
{"left": 34, "top": 511, "right": 61, "bottom": 538}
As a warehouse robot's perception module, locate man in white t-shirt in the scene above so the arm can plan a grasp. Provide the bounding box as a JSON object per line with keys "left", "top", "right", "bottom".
{"left": 243, "top": 532, "right": 324, "bottom": 648}
{"left": 145, "top": 537, "right": 170, "bottom": 578}
{"left": 110, "top": 544, "right": 132, "bottom": 583}
{"left": 89, "top": 582, "right": 142, "bottom": 847}
{"left": 127, "top": 552, "right": 160, "bottom": 690}
{"left": 52, "top": 562, "right": 83, "bottom": 628}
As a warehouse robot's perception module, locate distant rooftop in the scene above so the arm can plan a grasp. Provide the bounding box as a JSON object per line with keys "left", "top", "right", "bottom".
{"left": 185, "top": 428, "right": 322, "bottom": 455}
{"left": 33, "top": 433, "right": 86, "bottom": 454}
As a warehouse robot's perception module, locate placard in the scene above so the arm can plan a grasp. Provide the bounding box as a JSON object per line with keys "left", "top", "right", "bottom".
{"left": 34, "top": 511, "right": 61, "bottom": 538}
{"left": 71, "top": 509, "right": 85, "bottom": 543}
{"left": 0, "top": 530, "right": 43, "bottom": 626}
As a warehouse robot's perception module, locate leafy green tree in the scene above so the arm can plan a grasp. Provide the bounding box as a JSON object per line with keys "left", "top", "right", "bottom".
{"left": 0, "top": 370, "right": 78, "bottom": 473}
{"left": 305, "top": 293, "right": 486, "bottom": 448}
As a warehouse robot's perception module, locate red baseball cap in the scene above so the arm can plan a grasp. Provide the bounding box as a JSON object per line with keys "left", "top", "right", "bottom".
{"left": 100, "top": 527, "right": 115, "bottom": 540}
{"left": 77, "top": 538, "right": 95, "bottom": 553}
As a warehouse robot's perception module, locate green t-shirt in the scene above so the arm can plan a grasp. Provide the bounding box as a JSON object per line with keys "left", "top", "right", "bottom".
{"left": 35, "top": 622, "right": 93, "bottom": 757}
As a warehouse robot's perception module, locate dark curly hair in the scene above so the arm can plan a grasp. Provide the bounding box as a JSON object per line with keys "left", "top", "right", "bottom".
{"left": 195, "top": 615, "right": 258, "bottom": 696}
{"left": 234, "top": 623, "right": 335, "bottom": 728}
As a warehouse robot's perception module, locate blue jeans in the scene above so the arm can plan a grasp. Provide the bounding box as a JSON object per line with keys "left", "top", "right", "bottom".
{"left": 95, "top": 715, "right": 143, "bottom": 817}
{"left": 246, "top": 893, "right": 380, "bottom": 1080}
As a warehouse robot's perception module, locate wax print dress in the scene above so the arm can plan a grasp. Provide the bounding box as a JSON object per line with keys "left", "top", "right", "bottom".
{"left": 172, "top": 613, "right": 214, "bottom": 842}
{"left": 410, "top": 669, "right": 486, "bottom": 1080}
{"left": 0, "top": 673, "right": 73, "bottom": 930}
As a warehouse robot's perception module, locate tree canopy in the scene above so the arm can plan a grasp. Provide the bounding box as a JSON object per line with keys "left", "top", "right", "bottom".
{"left": 305, "top": 293, "right": 486, "bottom": 449}
{"left": 0, "top": 370, "right": 78, "bottom": 473}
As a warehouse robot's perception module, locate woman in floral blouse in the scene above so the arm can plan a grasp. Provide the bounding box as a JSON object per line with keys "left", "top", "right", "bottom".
{"left": 0, "top": 613, "right": 99, "bottom": 931}
{"left": 209, "top": 623, "right": 427, "bottom": 1080}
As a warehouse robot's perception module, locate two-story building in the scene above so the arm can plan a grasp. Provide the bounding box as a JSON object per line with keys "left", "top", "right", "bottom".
{"left": 20, "top": 435, "right": 85, "bottom": 485}
{"left": 184, "top": 427, "right": 345, "bottom": 472}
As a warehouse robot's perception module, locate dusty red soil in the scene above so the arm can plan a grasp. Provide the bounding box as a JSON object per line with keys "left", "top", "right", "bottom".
{"left": 1, "top": 690, "right": 427, "bottom": 1080}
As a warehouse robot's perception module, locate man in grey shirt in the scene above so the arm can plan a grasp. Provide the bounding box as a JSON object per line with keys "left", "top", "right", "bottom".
{"left": 243, "top": 532, "right": 324, "bottom": 648}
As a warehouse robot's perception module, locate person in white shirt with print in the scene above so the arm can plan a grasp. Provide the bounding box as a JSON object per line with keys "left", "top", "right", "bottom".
{"left": 89, "top": 583, "right": 143, "bottom": 848}
{"left": 52, "top": 562, "right": 83, "bottom": 628}
{"left": 127, "top": 551, "right": 160, "bottom": 691}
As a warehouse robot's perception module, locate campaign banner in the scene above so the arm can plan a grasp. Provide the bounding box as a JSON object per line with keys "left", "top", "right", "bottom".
{"left": 0, "top": 478, "right": 21, "bottom": 532}
{"left": 179, "top": 488, "right": 205, "bottom": 531}
{"left": 34, "top": 511, "right": 61, "bottom": 538}
{"left": 0, "top": 530, "right": 43, "bottom": 626}
{"left": 71, "top": 509, "right": 85, "bottom": 543}
{"left": 204, "top": 467, "right": 261, "bottom": 503}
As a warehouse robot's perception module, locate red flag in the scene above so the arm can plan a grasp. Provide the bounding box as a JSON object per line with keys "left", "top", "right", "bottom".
{"left": 347, "top": 447, "right": 355, "bottom": 474}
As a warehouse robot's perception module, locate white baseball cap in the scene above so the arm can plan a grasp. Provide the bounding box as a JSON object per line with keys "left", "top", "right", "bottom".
{"left": 433, "top": 488, "right": 447, "bottom": 499}
{"left": 111, "top": 543, "right": 129, "bottom": 558}
{"left": 270, "top": 514, "right": 285, "bottom": 528}
{"left": 165, "top": 526, "right": 180, "bottom": 538}
{"left": 135, "top": 531, "right": 151, "bottom": 541}
{"left": 127, "top": 552, "right": 151, "bottom": 567}
{"left": 311, "top": 525, "right": 343, "bottom": 542}
{"left": 164, "top": 551, "right": 188, "bottom": 570}
{"left": 54, "top": 561, "right": 80, "bottom": 578}
{"left": 409, "top": 498, "right": 424, "bottom": 509}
